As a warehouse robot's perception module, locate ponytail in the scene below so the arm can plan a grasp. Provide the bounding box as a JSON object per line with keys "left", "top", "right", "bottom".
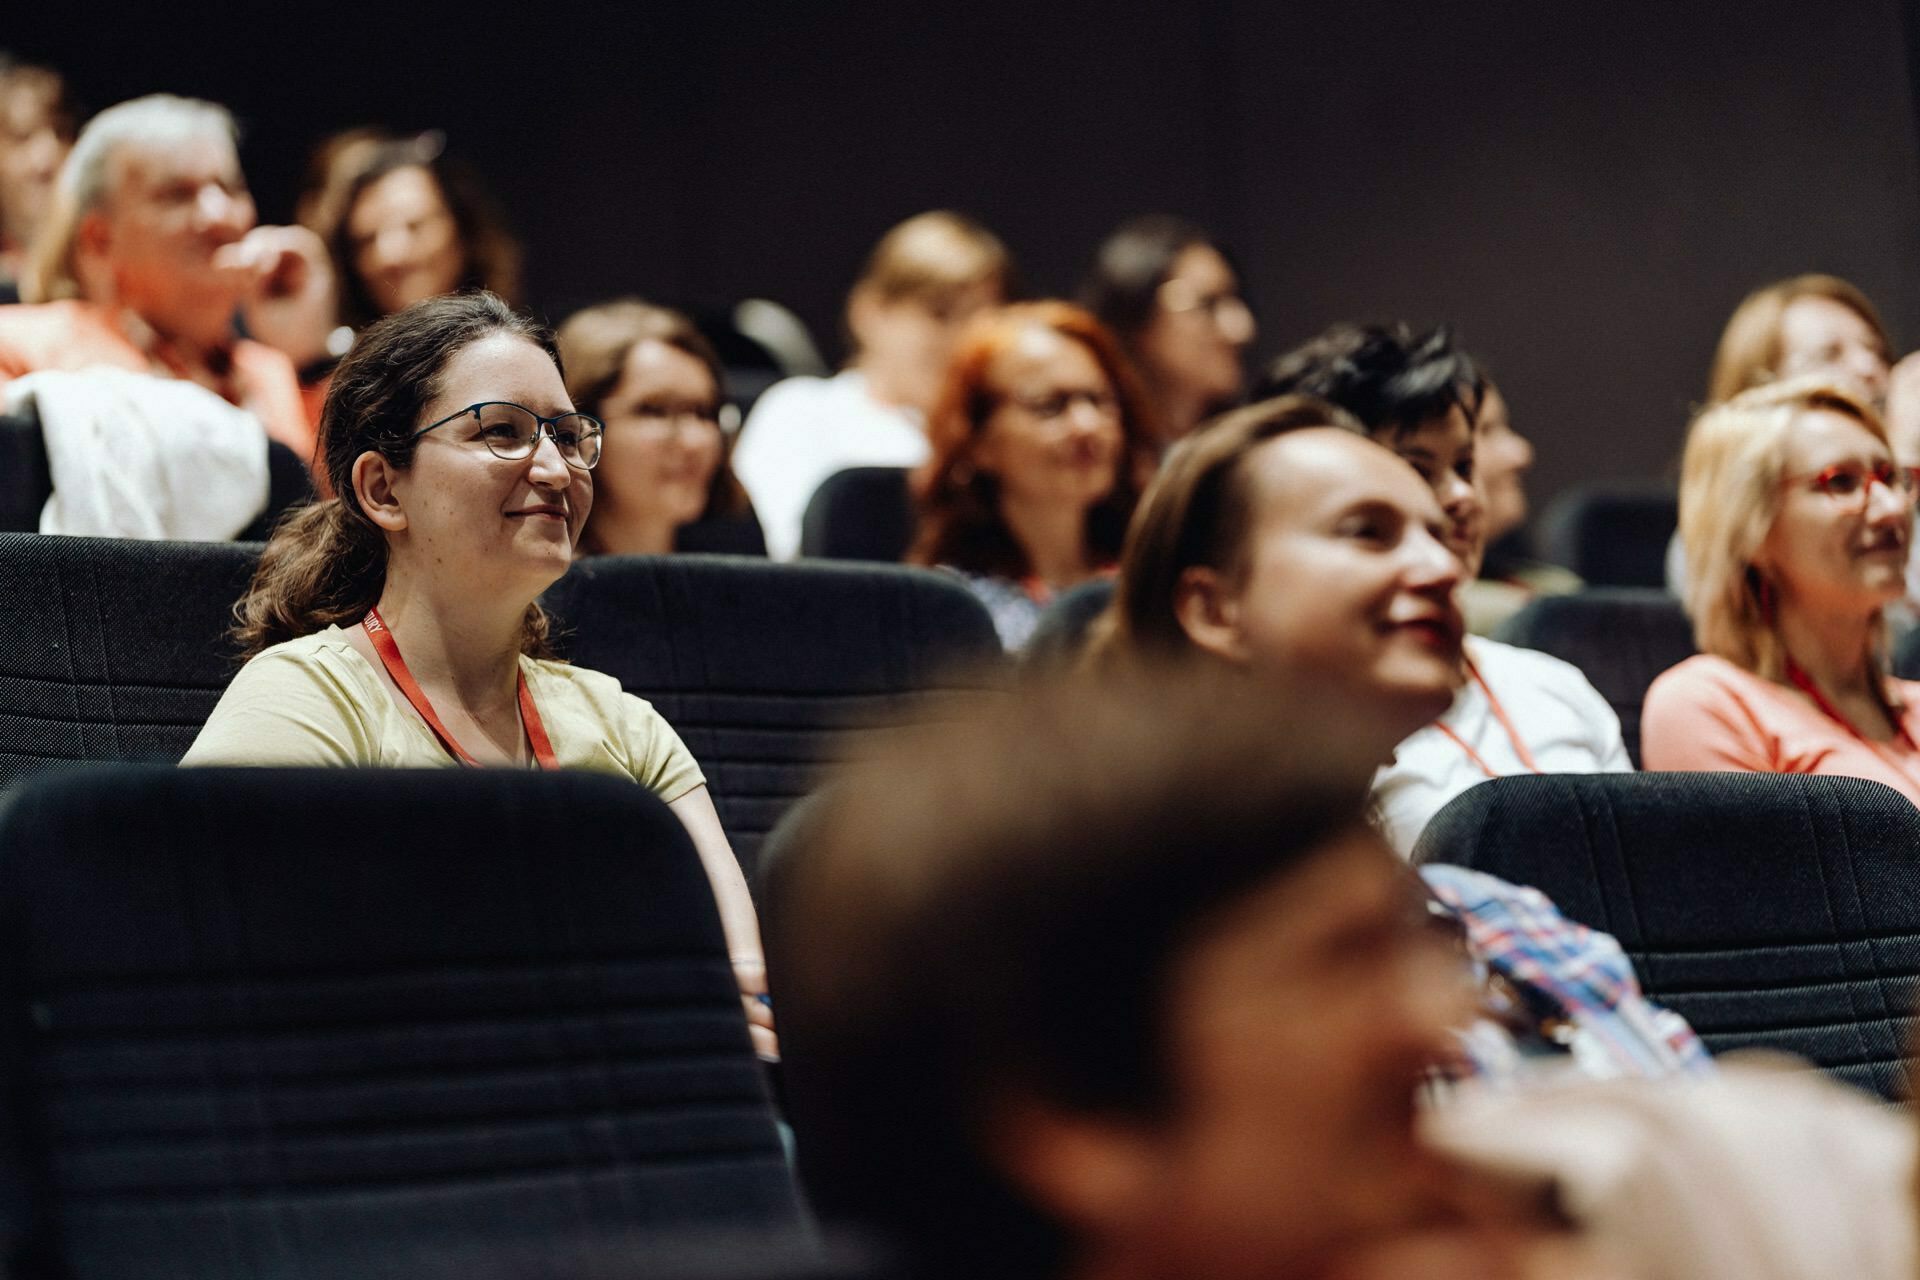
{"left": 232, "top": 497, "right": 386, "bottom": 658}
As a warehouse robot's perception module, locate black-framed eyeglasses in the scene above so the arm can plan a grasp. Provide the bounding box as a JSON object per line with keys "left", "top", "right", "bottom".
{"left": 410, "top": 401, "right": 604, "bottom": 470}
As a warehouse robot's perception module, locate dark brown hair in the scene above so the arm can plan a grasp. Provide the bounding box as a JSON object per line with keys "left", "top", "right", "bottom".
{"left": 1093, "top": 395, "right": 1367, "bottom": 663}
{"left": 907, "top": 301, "right": 1158, "bottom": 579}
{"left": 554, "top": 298, "right": 752, "bottom": 547}
{"left": 325, "top": 137, "right": 524, "bottom": 330}
{"left": 769, "top": 666, "right": 1384, "bottom": 1279}
{"left": 233, "top": 291, "right": 559, "bottom": 657}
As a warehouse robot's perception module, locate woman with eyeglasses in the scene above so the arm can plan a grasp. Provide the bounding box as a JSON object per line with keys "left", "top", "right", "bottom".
{"left": 907, "top": 302, "right": 1157, "bottom": 649}
{"left": 556, "top": 299, "right": 761, "bottom": 557}
{"left": 1643, "top": 376, "right": 1920, "bottom": 803}
{"left": 185, "top": 291, "right": 773, "bottom": 1053}
{"left": 1079, "top": 214, "right": 1255, "bottom": 449}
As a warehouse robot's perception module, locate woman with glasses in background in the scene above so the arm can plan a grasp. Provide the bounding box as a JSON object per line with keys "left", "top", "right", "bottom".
{"left": 557, "top": 299, "right": 761, "bottom": 556}
{"left": 908, "top": 302, "right": 1156, "bottom": 649}
{"left": 1080, "top": 213, "right": 1255, "bottom": 449}
{"left": 185, "top": 291, "right": 774, "bottom": 1053}
{"left": 1643, "top": 376, "right": 1920, "bottom": 804}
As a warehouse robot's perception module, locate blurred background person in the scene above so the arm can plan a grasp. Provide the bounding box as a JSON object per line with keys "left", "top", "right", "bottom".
{"left": 1080, "top": 213, "right": 1253, "bottom": 448}
{"left": 1259, "top": 323, "right": 1630, "bottom": 854}
{"left": 292, "top": 126, "right": 391, "bottom": 236}
{"left": 1672, "top": 274, "right": 1898, "bottom": 596}
{"left": 319, "top": 132, "right": 522, "bottom": 334}
{"left": 1644, "top": 377, "right": 1920, "bottom": 801}
{"left": 557, "top": 298, "right": 763, "bottom": 557}
{"left": 4, "top": 94, "right": 337, "bottom": 460}
{"left": 0, "top": 53, "right": 75, "bottom": 301}
{"left": 907, "top": 301, "right": 1155, "bottom": 649}
{"left": 733, "top": 209, "right": 1012, "bottom": 560}
{"left": 1463, "top": 370, "right": 1581, "bottom": 634}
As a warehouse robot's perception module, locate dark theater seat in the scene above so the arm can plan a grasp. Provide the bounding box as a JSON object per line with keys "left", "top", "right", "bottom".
{"left": 0, "top": 765, "right": 805, "bottom": 1278}
{"left": 1412, "top": 771, "right": 1920, "bottom": 1101}
{"left": 0, "top": 533, "right": 260, "bottom": 789}
{"left": 1493, "top": 588, "right": 1696, "bottom": 766}
{"left": 798, "top": 467, "right": 913, "bottom": 563}
{"left": 544, "top": 554, "right": 1005, "bottom": 881}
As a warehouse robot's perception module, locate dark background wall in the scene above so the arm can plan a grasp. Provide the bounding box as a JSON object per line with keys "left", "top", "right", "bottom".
{"left": 13, "top": 0, "right": 1920, "bottom": 514}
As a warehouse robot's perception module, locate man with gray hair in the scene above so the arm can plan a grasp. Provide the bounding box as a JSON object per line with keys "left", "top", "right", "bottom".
{"left": 0, "top": 94, "right": 337, "bottom": 461}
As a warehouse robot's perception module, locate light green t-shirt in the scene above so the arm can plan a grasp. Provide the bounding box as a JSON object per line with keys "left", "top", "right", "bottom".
{"left": 182, "top": 625, "right": 705, "bottom": 802}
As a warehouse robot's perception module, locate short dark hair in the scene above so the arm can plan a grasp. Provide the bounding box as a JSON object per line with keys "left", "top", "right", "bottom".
{"left": 1255, "top": 322, "right": 1480, "bottom": 440}
{"left": 768, "top": 668, "right": 1382, "bottom": 1279}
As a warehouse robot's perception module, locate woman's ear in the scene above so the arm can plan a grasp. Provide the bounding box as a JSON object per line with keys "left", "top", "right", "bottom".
{"left": 351, "top": 451, "right": 408, "bottom": 534}
{"left": 1174, "top": 565, "right": 1250, "bottom": 664}
{"left": 986, "top": 1092, "right": 1161, "bottom": 1239}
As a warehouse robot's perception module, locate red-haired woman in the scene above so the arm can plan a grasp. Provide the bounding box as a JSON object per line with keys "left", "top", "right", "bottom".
{"left": 908, "top": 301, "right": 1158, "bottom": 648}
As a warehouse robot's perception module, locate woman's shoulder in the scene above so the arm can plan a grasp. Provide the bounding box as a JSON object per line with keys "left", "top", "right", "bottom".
{"left": 239, "top": 625, "right": 374, "bottom": 683}
{"left": 1466, "top": 634, "right": 1612, "bottom": 708}
{"left": 1644, "top": 652, "right": 1763, "bottom": 702}
{"left": 521, "top": 656, "right": 670, "bottom": 727}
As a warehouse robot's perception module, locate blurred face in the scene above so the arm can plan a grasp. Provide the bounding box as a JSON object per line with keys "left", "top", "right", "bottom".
{"left": 1474, "top": 386, "right": 1534, "bottom": 546}
{"left": 1110, "top": 830, "right": 1477, "bottom": 1277}
{"left": 1185, "top": 430, "right": 1466, "bottom": 733}
{"left": 94, "top": 135, "right": 256, "bottom": 324}
{"left": 347, "top": 164, "right": 467, "bottom": 317}
{"left": 972, "top": 325, "right": 1124, "bottom": 520}
{"left": 1136, "top": 243, "right": 1255, "bottom": 415}
{"left": 1756, "top": 408, "right": 1911, "bottom": 618}
{"left": 0, "top": 82, "right": 69, "bottom": 247}
{"left": 853, "top": 278, "right": 1002, "bottom": 412}
{"left": 387, "top": 334, "right": 592, "bottom": 596}
{"left": 1379, "top": 405, "right": 1485, "bottom": 577}
{"left": 1777, "top": 295, "right": 1890, "bottom": 407}
{"left": 591, "top": 339, "right": 725, "bottom": 544}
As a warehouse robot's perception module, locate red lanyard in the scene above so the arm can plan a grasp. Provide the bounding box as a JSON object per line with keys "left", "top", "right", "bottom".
{"left": 1784, "top": 657, "right": 1918, "bottom": 753}
{"left": 1431, "top": 657, "right": 1543, "bottom": 780}
{"left": 360, "top": 609, "right": 559, "bottom": 769}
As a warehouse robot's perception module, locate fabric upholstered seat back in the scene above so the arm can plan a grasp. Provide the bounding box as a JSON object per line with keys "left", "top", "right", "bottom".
{"left": 1493, "top": 588, "right": 1695, "bottom": 766}
{"left": 0, "top": 406, "right": 53, "bottom": 533}
{"left": 543, "top": 555, "right": 1004, "bottom": 881}
{"left": 1537, "top": 487, "right": 1678, "bottom": 588}
{"left": 798, "top": 467, "right": 914, "bottom": 563}
{"left": 0, "top": 766, "right": 803, "bottom": 1278}
{"left": 0, "top": 533, "right": 260, "bottom": 789}
{"left": 1412, "top": 771, "right": 1920, "bottom": 1100}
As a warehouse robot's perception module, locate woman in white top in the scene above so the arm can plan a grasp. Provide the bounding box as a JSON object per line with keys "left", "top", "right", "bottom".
{"left": 1259, "top": 323, "right": 1630, "bottom": 854}
{"left": 732, "top": 210, "right": 1010, "bottom": 559}
{"left": 185, "top": 291, "right": 773, "bottom": 1054}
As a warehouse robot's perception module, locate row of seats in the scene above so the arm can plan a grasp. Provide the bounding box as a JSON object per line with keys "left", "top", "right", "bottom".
{"left": 0, "top": 532, "right": 1005, "bottom": 880}
{"left": 796, "top": 464, "right": 1688, "bottom": 589}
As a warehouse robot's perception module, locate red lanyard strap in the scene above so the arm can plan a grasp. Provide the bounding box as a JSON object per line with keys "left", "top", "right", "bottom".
{"left": 1784, "top": 657, "right": 1917, "bottom": 753}
{"left": 1432, "top": 657, "right": 1543, "bottom": 781}
{"left": 361, "top": 609, "right": 559, "bottom": 770}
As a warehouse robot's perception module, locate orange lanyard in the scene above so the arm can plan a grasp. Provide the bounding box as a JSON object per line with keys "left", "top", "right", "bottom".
{"left": 1431, "top": 658, "right": 1542, "bottom": 780}
{"left": 361, "top": 609, "right": 559, "bottom": 770}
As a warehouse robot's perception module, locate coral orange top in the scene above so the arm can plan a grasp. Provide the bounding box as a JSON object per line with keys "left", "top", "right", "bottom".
{"left": 0, "top": 300, "right": 317, "bottom": 467}
{"left": 1642, "top": 653, "right": 1920, "bottom": 805}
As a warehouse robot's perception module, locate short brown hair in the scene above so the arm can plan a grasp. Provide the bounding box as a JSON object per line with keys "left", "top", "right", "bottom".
{"left": 907, "top": 301, "right": 1158, "bottom": 579}
{"left": 1707, "top": 275, "right": 1889, "bottom": 406}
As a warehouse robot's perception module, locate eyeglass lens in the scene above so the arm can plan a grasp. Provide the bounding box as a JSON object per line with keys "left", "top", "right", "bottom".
{"left": 475, "top": 404, "right": 602, "bottom": 469}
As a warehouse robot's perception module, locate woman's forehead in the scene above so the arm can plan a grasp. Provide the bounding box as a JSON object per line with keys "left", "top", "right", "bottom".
{"left": 1248, "top": 430, "right": 1438, "bottom": 522}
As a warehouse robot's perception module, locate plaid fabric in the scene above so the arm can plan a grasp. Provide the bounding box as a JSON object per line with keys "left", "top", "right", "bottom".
{"left": 1423, "top": 863, "right": 1713, "bottom": 1080}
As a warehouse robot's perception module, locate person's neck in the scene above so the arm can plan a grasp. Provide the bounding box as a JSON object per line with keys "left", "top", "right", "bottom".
{"left": 1002, "top": 492, "right": 1095, "bottom": 589}
{"left": 1775, "top": 597, "right": 1881, "bottom": 700}
{"left": 852, "top": 359, "right": 925, "bottom": 416}
{"left": 114, "top": 296, "right": 236, "bottom": 372}
{"left": 372, "top": 563, "right": 527, "bottom": 715}
{"left": 1151, "top": 383, "right": 1213, "bottom": 448}
{"left": 582, "top": 506, "right": 679, "bottom": 557}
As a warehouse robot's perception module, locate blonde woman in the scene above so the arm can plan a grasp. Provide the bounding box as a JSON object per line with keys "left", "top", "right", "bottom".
{"left": 1643, "top": 377, "right": 1920, "bottom": 801}
{"left": 732, "top": 210, "right": 1011, "bottom": 559}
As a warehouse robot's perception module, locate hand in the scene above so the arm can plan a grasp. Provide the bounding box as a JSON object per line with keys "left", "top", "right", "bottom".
{"left": 221, "top": 225, "right": 340, "bottom": 369}
{"left": 735, "top": 955, "right": 778, "bottom": 1061}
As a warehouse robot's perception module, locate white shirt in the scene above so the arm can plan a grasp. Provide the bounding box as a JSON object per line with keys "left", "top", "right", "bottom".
{"left": 1373, "top": 635, "right": 1633, "bottom": 856}
{"left": 732, "top": 369, "right": 928, "bottom": 560}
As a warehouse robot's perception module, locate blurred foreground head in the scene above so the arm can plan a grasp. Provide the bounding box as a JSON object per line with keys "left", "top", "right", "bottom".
{"left": 770, "top": 667, "right": 1472, "bottom": 1280}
